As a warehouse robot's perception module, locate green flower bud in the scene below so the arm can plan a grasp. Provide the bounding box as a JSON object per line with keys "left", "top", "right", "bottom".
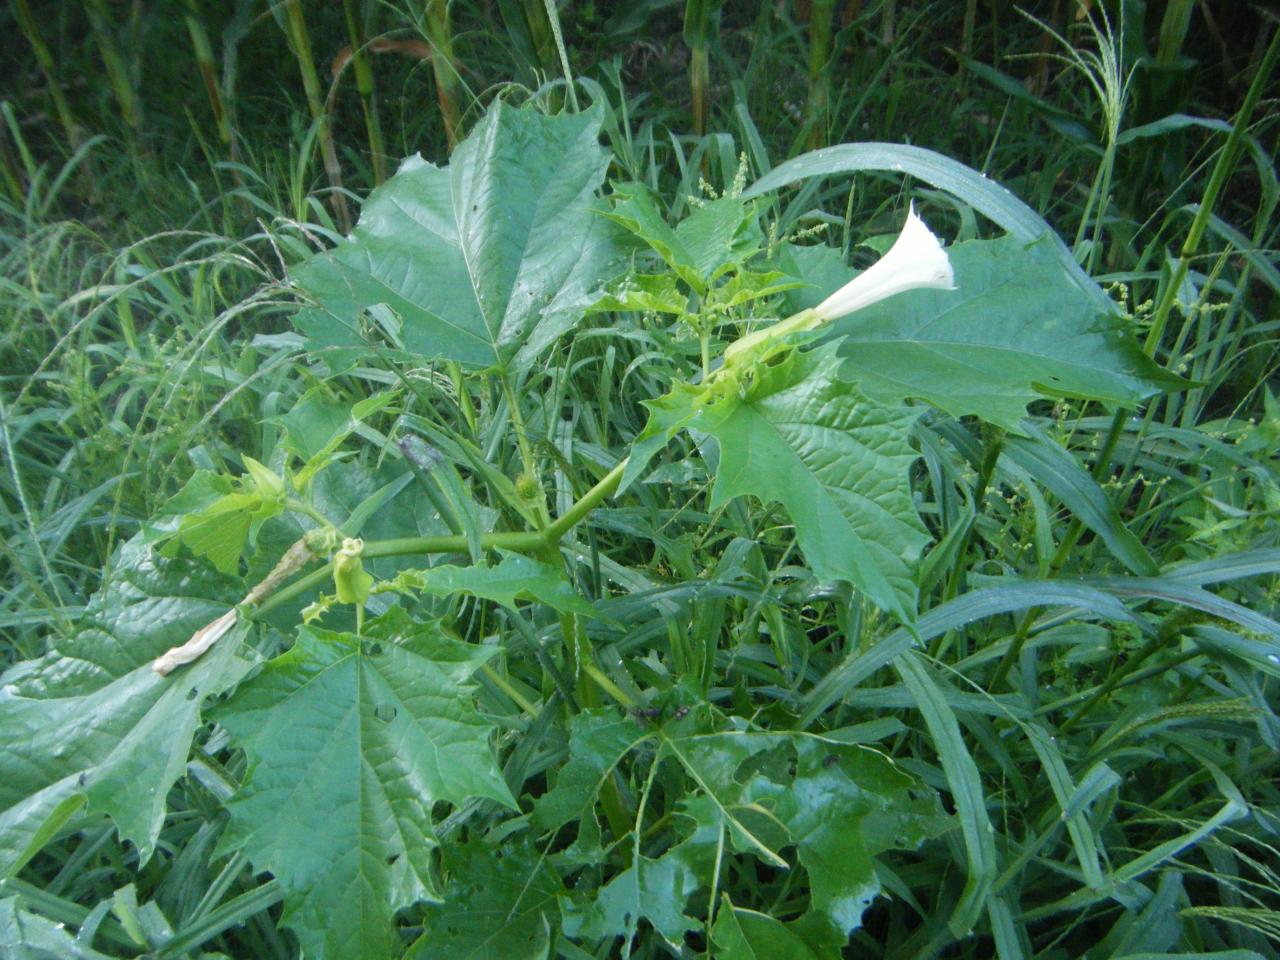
{"left": 333, "top": 537, "right": 374, "bottom": 606}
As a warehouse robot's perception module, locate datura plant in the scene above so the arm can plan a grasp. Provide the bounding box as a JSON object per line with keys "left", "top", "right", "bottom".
{"left": 6, "top": 101, "right": 1226, "bottom": 960}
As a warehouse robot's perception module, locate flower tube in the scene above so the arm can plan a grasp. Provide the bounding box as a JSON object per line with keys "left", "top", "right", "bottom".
{"left": 722, "top": 204, "right": 954, "bottom": 366}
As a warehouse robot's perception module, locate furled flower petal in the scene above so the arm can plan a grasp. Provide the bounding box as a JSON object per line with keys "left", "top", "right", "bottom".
{"left": 813, "top": 203, "right": 954, "bottom": 323}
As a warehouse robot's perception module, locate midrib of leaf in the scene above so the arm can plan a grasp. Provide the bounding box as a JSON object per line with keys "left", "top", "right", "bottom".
{"left": 749, "top": 405, "right": 917, "bottom": 542}
{"left": 707, "top": 363, "right": 923, "bottom": 620}
{"left": 454, "top": 110, "right": 591, "bottom": 366}
{"left": 658, "top": 732, "right": 788, "bottom": 868}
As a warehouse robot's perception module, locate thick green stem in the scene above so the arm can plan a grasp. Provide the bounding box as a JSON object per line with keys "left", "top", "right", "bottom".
{"left": 721, "top": 308, "right": 821, "bottom": 366}
{"left": 364, "top": 529, "right": 548, "bottom": 559}
{"left": 544, "top": 458, "right": 628, "bottom": 543}
{"left": 252, "top": 459, "right": 629, "bottom": 619}
{"left": 501, "top": 374, "right": 552, "bottom": 527}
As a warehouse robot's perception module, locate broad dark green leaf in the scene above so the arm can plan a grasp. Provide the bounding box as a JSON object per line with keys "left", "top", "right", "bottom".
{"left": 826, "top": 235, "right": 1183, "bottom": 430}
{"left": 698, "top": 346, "right": 930, "bottom": 623}
{"left": 292, "top": 103, "right": 620, "bottom": 372}
{"left": 710, "top": 898, "right": 824, "bottom": 960}
{"left": 214, "top": 612, "right": 516, "bottom": 960}
{"left": 413, "top": 842, "right": 564, "bottom": 960}
{"left": 0, "top": 535, "right": 248, "bottom": 878}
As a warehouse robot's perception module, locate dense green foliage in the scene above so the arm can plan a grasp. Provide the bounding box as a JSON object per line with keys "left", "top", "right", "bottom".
{"left": 2, "top": 2, "right": 1278, "bottom": 959}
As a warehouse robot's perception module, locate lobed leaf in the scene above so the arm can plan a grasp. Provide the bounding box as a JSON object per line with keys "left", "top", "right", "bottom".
{"left": 214, "top": 611, "right": 515, "bottom": 960}
{"left": 0, "top": 535, "right": 248, "bottom": 878}
{"left": 699, "top": 345, "right": 930, "bottom": 623}
{"left": 376, "top": 552, "right": 597, "bottom": 618}
{"left": 413, "top": 842, "right": 564, "bottom": 960}
{"left": 292, "top": 102, "right": 621, "bottom": 372}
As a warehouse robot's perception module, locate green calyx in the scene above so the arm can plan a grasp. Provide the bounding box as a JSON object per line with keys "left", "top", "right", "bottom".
{"left": 332, "top": 537, "right": 374, "bottom": 605}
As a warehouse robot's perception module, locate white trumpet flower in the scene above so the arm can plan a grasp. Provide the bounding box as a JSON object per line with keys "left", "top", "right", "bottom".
{"left": 722, "top": 204, "right": 954, "bottom": 366}
{"left": 813, "top": 203, "right": 954, "bottom": 322}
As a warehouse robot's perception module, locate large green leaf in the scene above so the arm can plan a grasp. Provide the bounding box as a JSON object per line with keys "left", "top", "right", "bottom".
{"left": 825, "top": 234, "right": 1184, "bottom": 430}
{"left": 214, "top": 611, "right": 516, "bottom": 960}
{"left": 0, "top": 535, "right": 248, "bottom": 878}
{"left": 698, "top": 345, "right": 930, "bottom": 623}
{"left": 292, "top": 102, "right": 620, "bottom": 372}
{"left": 413, "top": 842, "right": 564, "bottom": 960}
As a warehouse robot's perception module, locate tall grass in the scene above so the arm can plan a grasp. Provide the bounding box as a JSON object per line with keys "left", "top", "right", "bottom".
{"left": 2, "top": 2, "right": 1277, "bottom": 956}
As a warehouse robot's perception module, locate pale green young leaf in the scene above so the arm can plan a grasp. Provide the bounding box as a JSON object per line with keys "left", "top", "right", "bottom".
{"left": 588, "top": 273, "right": 688, "bottom": 316}
{"left": 161, "top": 465, "right": 285, "bottom": 576}
{"left": 292, "top": 102, "right": 621, "bottom": 372}
{"left": 672, "top": 196, "right": 763, "bottom": 284}
{"left": 213, "top": 612, "right": 515, "bottom": 960}
{"left": 603, "top": 184, "right": 705, "bottom": 293}
{"left": 604, "top": 189, "right": 762, "bottom": 293}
